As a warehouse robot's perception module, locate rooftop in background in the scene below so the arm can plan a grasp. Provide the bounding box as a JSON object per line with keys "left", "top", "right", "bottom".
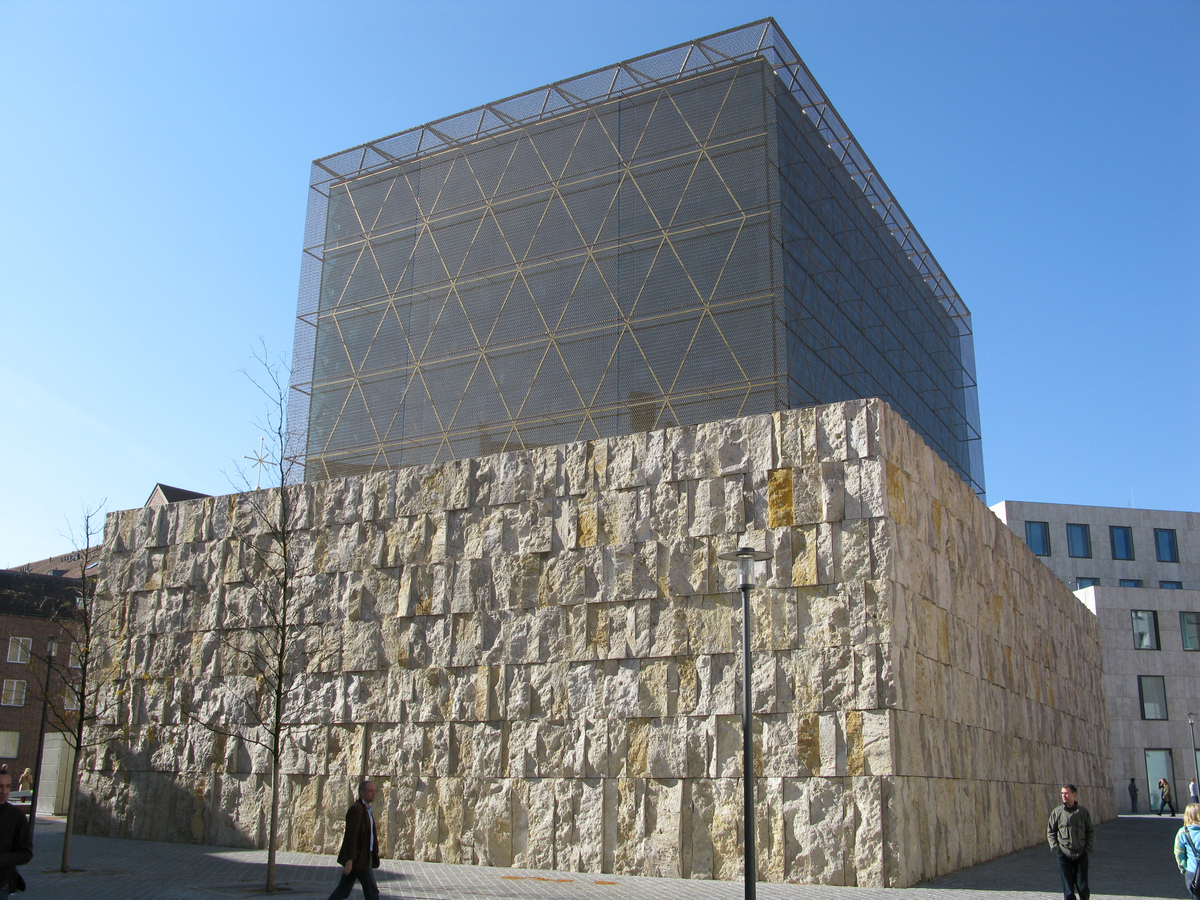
{"left": 145, "top": 483, "right": 211, "bottom": 507}
{"left": 290, "top": 18, "right": 983, "bottom": 496}
{"left": 5, "top": 547, "right": 98, "bottom": 580}
{"left": 0, "top": 569, "right": 80, "bottom": 618}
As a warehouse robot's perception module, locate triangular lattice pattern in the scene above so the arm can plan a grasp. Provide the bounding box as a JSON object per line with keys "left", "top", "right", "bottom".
{"left": 288, "top": 20, "right": 984, "bottom": 497}
{"left": 302, "top": 60, "right": 782, "bottom": 477}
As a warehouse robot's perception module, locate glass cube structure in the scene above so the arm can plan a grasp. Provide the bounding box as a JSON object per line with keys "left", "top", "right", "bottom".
{"left": 289, "top": 19, "right": 985, "bottom": 497}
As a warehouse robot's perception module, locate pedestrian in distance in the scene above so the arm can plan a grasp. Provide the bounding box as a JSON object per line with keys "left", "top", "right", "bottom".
{"left": 1047, "top": 783, "right": 1095, "bottom": 900}
{"left": 1161, "top": 778, "right": 1178, "bottom": 817}
{"left": 1191, "top": 779, "right": 1199, "bottom": 804}
{"left": 0, "top": 767, "right": 32, "bottom": 900}
{"left": 325, "top": 780, "right": 381, "bottom": 900}
{"left": 1128, "top": 777, "right": 1139, "bottom": 814}
{"left": 1174, "top": 802, "right": 1200, "bottom": 899}
{"left": 14, "top": 772, "right": 29, "bottom": 794}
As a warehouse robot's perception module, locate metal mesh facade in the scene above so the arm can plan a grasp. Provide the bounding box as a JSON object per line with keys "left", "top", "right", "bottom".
{"left": 290, "top": 19, "right": 985, "bottom": 496}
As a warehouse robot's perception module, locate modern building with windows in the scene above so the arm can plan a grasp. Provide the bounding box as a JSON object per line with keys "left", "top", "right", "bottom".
{"left": 288, "top": 19, "right": 984, "bottom": 497}
{"left": 993, "top": 500, "right": 1200, "bottom": 810}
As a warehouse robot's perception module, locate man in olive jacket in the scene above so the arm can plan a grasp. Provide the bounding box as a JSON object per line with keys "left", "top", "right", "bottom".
{"left": 1047, "top": 783, "right": 1095, "bottom": 900}
{"left": 0, "top": 769, "right": 33, "bottom": 900}
{"left": 325, "top": 781, "right": 380, "bottom": 900}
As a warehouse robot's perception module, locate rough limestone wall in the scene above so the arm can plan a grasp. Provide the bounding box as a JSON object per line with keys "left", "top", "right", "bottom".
{"left": 868, "top": 403, "right": 1115, "bottom": 885}
{"left": 79, "top": 398, "right": 1110, "bottom": 887}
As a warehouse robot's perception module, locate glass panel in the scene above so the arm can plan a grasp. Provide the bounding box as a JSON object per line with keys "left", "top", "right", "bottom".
{"left": 0, "top": 732, "right": 17, "bottom": 758}
{"left": 1025, "top": 521, "right": 1051, "bottom": 556}
{"left": 1161, "top": 581, "right": 1183, "bottom": 590}
{"left": 1156, "top": 529, "right": 1180, "bottom": 563}
{"left": 1146, "top": 749, "right": 1175, "bottom": 812}
{"left": 1110, "top": 525, "right": 1135, "bottom": 560}
{"left": 1181, "top": 613, "right": 1200, "bottom": 651}
{"left": 1139, "top": 675, "right": 1168, "bottom": 720}
{"left": 1120, "top": 579, "right": 1144, "bottom": 588}
{"left": 1077, "top": 577, "right": 1099, "bottom": 589}
{"left": 1132, "top": 611, "right": 1159, "bottom": 649}
{"left": 1067, "top": 524, "right": 1092, "bottom": 558}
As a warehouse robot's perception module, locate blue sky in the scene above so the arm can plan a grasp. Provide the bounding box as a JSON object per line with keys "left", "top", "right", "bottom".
{"left": 1, "top": 0, "right": 1197, "bottom": 567}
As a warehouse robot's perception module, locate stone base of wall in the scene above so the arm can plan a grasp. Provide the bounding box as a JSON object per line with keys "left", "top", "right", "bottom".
{"left": 83, "top": 400, "right": 1114, "bottom": 886}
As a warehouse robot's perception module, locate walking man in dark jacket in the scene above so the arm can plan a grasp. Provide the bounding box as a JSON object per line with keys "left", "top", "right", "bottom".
{"left": 326, "top": 780, "right": 381, "bottom": 900}
{"left": 1047, "top": 783, "right": 1095, "bottom": 900}
{"left": 0, "top": 769, "right": 32, "bottom": 900}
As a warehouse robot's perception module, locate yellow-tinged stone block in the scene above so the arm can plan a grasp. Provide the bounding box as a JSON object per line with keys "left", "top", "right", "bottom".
{"left": 768, "top": 468, "right": 794, "bottom": 527}
{"left": 845, "top": 710, "right": 864, "bottom": 775}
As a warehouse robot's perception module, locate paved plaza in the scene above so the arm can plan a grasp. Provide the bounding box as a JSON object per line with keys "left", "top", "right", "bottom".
{"left": 17, "top": 813, "right": 1190, "bottom": 899}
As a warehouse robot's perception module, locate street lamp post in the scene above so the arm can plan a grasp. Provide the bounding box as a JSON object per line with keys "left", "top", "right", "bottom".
{"left": 718, "top": 546, "right": 771, "bottom": 900}
{"left": 1189, "top": 714, "right": 1198, "bottom": 794}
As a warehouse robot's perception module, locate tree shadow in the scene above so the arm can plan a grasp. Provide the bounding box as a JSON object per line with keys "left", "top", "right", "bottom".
{"left": 25, "top": 811, "right": 411, "bottom": 897}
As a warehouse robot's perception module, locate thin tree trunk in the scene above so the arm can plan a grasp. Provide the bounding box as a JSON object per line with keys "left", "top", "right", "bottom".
{"left": 60, "top": 689, "right": 87, "bottom": 872}
{"left": 267, "top": 757, "right": 280, "bottom": 891}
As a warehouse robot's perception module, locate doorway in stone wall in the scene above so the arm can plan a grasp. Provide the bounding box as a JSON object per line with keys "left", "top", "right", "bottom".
{"left": 1146, "top": 748, "right": 1176, "bottom": 813}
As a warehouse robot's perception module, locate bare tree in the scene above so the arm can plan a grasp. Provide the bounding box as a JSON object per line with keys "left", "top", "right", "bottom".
{"left": 185, "top": 343, "right": 321, "bottom": 892}
{"left": 32, "top": 501, "right": 112, "bottom": 872}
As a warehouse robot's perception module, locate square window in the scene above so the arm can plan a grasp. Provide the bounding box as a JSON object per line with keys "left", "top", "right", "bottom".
{"left": 1156, "top": 529, "right": 1180, "bottom": 563}
{"left": 1077, "top": 577, "right": 1099, "bottom": 589}
{"left": 1, "top": 680, "right": 26, "bottom": 707}
{"left": 1182, "top": 613, "right": 1200, "bottom": 651}
{"left": 1110, "top": 526, "right": 1135, "bottom": 560}
{"left": 63, "top": 690, "right": 78, "bottom": 712}
{"left": 1139, "top": 675, "right": 1168, "bottom": 720}
{"left": 1132, "top": 610, "right": 1160, "bottom": 649}
{"left": 0, "top": 732, "right": 17, "bottom": 758}
{"left": 1067, "top": 524, "right": 1092, "bottom": 558}
{"left": 1025, "top": 521, "right": 1051, "bottom": 556}
{"left": 1120, "top": 579, "right": 1144, "bottom": 588}
{"left": 6, "top": 637, "right": 31, "bottom": 665}
{"left": 1161, "top": 581, "right": 1183, "bottom": 590}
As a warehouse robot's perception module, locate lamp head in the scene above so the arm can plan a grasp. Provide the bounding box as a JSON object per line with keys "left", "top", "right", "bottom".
{"left": 718, "top": 546, "right": 771, "bottom": 589}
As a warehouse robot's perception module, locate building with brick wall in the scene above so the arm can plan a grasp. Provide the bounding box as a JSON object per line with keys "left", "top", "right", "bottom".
{"left": 0, "top": 570, "right": 79, "bottom": 810}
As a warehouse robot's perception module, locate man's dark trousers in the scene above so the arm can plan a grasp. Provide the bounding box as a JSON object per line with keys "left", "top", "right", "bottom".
{"left": 326, "top": 866, "right": 379, "bottom": 900}
{"left": 1057, "top": 852, "right": 1089, "bottom": 900}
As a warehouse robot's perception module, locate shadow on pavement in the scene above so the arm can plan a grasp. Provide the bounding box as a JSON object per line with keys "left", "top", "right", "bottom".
{"left": 22, "top": 810, "right": 1195, "bottom": 898}
{"left": 918, "top": 814, "right": 1186, "bottom": 897}
{"left": 25, "top": 816, "right": 373, "bottom": 897}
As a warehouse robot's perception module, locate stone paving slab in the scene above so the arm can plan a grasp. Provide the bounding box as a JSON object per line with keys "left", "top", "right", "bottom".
{"left": 18, "top": 814, "right": 1191, "bottom": 899}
